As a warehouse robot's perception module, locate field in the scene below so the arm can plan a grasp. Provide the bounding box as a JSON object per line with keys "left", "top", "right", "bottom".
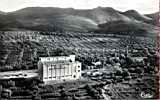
{"left": 0, "top": 31, "right": 155, "bottom": 69}
{"left": 0, "top": 31, "right": 158, "bottom": 100}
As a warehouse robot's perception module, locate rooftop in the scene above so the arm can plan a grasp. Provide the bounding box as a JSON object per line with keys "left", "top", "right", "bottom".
{"left": 41, "top": 60, "right": 80, "bottom": 65}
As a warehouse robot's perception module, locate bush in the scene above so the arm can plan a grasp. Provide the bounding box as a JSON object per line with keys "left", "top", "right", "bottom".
{"left": 135, "top": 67, "right": 142, "bottom": 74}
{"left": 12, "top": 90, "right": 32, "bottom": 96}
{"left": 128, "top": 68, "right": 136, "bottom": 73}
{"left": 59, "top": 89, "right": 69, "bottom": 97}
{"left": 122, "top": 69, "right": 130, "bottom": 78}
{"left": 105, "top": 80, "right": 112, "bottom": 85}
{"left": 41, "top": 93, "right": 60, "bottom": 98}
{"left": 115, "top": 70, "right": 122, "bottom": 76}
{"left": 124, "top": 76, "right": 131, "bottom": 81}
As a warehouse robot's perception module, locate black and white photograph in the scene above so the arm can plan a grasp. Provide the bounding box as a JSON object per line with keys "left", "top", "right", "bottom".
{"left": 0, "top": 0, "right": 159, "bottom": 100}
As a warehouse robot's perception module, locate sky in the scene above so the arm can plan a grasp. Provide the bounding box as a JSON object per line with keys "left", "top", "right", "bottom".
{"left": 0, "top": 0, "right": 158, "bottom": 14}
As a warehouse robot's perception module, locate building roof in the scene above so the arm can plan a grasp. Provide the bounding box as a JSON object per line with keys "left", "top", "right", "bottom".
{"left": 41, "top": 61, "right": 80, "bottom": 65}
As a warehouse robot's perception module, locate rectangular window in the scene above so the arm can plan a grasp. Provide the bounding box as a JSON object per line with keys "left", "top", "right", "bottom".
{"left": 74, "top": 66, "right": 76, "bottom": 73}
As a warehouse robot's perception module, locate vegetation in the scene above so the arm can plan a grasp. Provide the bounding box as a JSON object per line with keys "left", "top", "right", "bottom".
{"left": 0, "top": 31, "right": 157, "bottom": 99}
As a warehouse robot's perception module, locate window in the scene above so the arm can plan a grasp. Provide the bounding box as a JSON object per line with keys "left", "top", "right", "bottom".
{"left": 73, "top": 75, "right": 76, "bottom": 78}
{"left": 75, "top": 67, "right": 76, "bottom": 72}
{"left": 78, "top": 66, "right": 80, "bottom": 68}
{"left": 78, "top": 70, "right": 80, "bottom": 72}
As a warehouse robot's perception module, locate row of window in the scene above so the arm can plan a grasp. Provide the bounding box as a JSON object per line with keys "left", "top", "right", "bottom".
{"left": 44, "top": 74, "right": 75, "bottom": 79}
{"left": 47, "top": 65, "right": 80, "bottom": 73}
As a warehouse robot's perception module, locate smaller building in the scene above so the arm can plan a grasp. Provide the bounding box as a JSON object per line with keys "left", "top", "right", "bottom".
{"left": 38, "top": 55, "right": 81, "bottom": 84}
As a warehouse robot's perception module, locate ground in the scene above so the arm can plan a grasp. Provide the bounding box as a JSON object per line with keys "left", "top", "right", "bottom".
{"left": 0, "top": 31, "right": 158, "bottom": 100}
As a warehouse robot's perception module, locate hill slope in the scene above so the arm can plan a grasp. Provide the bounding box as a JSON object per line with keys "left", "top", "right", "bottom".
{"left": 97, "top": 20, "right": 157, "bottom": 36}
{"left": 122, "top": 10, "right": 154, "bottom": 25}
{"left": 0, "top": 11, "right": 5, "bottom": 14}
{"left": 0, "top": 7, "right": 157, "bottom": 35}
{"left": 145, "top": 12, "right": 158, "bottom": 25}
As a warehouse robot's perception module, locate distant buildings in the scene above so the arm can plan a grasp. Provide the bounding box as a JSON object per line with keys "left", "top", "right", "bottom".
{"left": 38, "top": 55, "right": 81, "bottom": 84}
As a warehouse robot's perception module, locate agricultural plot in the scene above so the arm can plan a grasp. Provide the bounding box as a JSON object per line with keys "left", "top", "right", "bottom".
{"left": 0, "top": 31, "right": 157, "bottom": 100}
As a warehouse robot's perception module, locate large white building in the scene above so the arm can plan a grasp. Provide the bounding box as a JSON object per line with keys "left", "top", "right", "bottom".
{"left": 38, "top": 55, "right": 81, "bottom": 84}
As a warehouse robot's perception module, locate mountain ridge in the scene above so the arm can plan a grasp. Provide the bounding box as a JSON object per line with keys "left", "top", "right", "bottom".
{"left": 0, "top": 7, "right": 158, "bottom": 36}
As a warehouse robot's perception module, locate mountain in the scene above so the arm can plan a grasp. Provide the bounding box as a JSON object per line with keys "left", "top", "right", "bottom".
{"left": 10, "top": 7, "right": 130, "bottom": 24}
{"left": 121, "top": 10, "right": 154, "bottom": 25}
{"left": 0, "top": 14, "right": 24, "bottom": 31}
{"left": 145, "top": 12, "right": 158, "bottom": 25}
{"left": 0, "top": 7, "right": 157, "bottom": 35}
{"left": 7, "top": 7, "right": 130, "bottom": 32}
{"left": 6, "top": 7, "right": 99, "bottom": 32}
{"left": 73, "top": 7, "right": 131, "bottom": 24}
{"left": 97, "top": 20, "right": 157, "bottom": 36}
{"left": 146, "top": 12, "right": 158, "bottom": 19}
{"left": 96, "top": 10, "right": 158, "bottom": 36}
{"left": 0, "top": 11, "right": 5, "bottom": 14}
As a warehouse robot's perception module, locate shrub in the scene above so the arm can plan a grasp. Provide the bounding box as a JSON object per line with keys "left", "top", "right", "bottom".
{"left": 115, "top": 70, "right": 122, "bottom": 76}
{"left": 12, "top": 90, "right": 32, "bottom": 96}
{"left": 41, "top": 93, "right": 60, "bottom": 98}
{"left": 122, "top": 69, "right": 130, "bottom": 78}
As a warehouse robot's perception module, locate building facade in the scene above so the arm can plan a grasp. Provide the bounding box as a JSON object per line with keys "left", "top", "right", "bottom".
{"left": 38, "top": 55, "right": 81, "bottom": 83}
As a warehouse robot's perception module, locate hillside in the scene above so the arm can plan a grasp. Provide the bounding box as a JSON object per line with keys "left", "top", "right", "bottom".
{"left": 97, "top": 20, "right": 157, "bottom": 36}
{"left": 122, "top": 10, "right": 154, "bottom": 25}
{"left": 145, "top": 12, "right": 158, "bottom": 25}
{"left": 0, "top": 7, "right": 158, "bottom": 35}
{"left": 0, "top": 11, "right": 5, "bottom": 14}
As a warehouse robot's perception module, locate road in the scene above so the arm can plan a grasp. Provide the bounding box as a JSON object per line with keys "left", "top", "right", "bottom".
{"left": 0, "top": 69, "right": 38, "bottom": 79}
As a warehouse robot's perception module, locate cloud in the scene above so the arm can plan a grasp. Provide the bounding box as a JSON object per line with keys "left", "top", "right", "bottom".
{"left": 0, "top": 0, "right": 158, "bottom": 13}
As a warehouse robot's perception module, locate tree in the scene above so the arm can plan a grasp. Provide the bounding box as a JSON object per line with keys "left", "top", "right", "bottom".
{"left": 59, "top": 85, "right": 65, "bottom": 90}
{"left": 122, "top": 69, "right": 130, "bottom": 78}
{"left": 8, "top": 80, "right": 15, "bottom": 88}
{"left": 105, "top": 80, "right": 112, "bottom": 85}
{"left": 0, "top": 85, "right": 2, "bottom": 99}
{"left": 135, "top": 67, "right": 142, "bottom": 74}
{"left": 97, "top": 88, "right": 102, "bottom": 95}
{"left": 125, "top": 57, "right": 133, "bottom": 65}
{"left": 115, "top": 69, "right": 122, "bottom": 76}
{"left": 59, "top": 89, "right": 68, "bottom": 98}
{"left": 32, "top": 90, "right": 41, "bottom": 100}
